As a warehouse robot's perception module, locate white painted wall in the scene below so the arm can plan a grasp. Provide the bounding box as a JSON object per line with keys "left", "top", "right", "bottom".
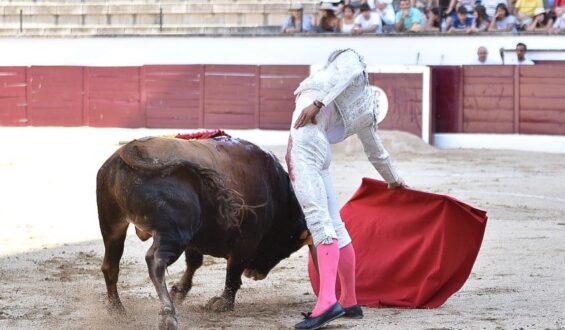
{"left": 0, "top": 35, "right": 563, "bottom": 67}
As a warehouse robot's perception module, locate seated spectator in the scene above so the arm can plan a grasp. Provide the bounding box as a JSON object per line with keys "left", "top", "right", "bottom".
{"left": 445, "top": 0, "right": 475, "bottom": 18}
{"left": 526, "top": 8, "right": 554, "bottom": 31}
{"left": 281, "top": 3, "right": 314, "bottom": 33}
{"left": 447, "top": 6, "right": 474, "bottom": 32}
{"left": 395, "top": 0, "right": 425, "bottom": 32}
{"left": 467, "top": 4, "right": 490, "bottom": 32}
{"left": 482, "top": 0, "right": 509, "bottom": 18}
{"left": 340, "top": 5, "right": 357, "bottom": 33}
{"left": 425, "top": 7, "right": 443, "bottom": 31}
{"left": 507, "top": 42, "right": 535, "bottom": 65}
{"left": 514, "top": 0, "right": 544, "bottom": 29}
{"left": 471, "top": 46, "right": 499, "bottom": 64}
{"left": 488, "top": 3, "right": 517, "bottom": 31}
{"left": 412, "top": 0, "right": 433, "bottom": 14}
{"left": 315, "top": 2, "right": 341, "bottom": 32}
{"left": 374, "top": 0, "right": 397, "bottom": 29}
{"left": 352, "top": 3, "right": 383, "bottom": 33}
{"left": 550, "top": 8, "right": 565, "bottom": 32}
{"left": 345, "top": 0, "right": 366, "bottom": 11}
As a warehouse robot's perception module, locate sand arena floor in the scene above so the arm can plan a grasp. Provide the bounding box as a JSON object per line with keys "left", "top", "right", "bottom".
{"left": 0, "top": 127, "right": 564, "bottom": 329}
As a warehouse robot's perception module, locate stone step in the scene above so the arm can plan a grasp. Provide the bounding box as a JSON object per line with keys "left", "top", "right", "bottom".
{"left": 1, "top": 3, "right": 317, "bottom": 14}
{"left": 0, "top": 12, "right": 288, "bottom": 26}
{"left": 0, "top": 24, "right": 281, "bottom": 36}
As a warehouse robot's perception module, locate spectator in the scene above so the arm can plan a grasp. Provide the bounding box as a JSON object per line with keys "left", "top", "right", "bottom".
{"left": 514, "top": 0, "right": 544, "bottom": 28}
{"left": 374, "top": 0, "right": 397, "bottom": 30}
{"left": 447, "top": 6, "right": 474, "bottom": 32}
{"left": 425, "top": 7, "right": 443, "bottom": 31}
{"left": 345, "top": 0, "right": 366, "bottom": 11}
{"left": 508, "top": 42, "right": 535, "bottom": 65}
{"left": 488, "top": 3, "right": 517, "bottom": 31}
{"left": 445, "top": 0, "right": 475, "bottom": 18}
{"left": 395, "top": 0, "right": 425, "bottom": 32}
{"left": 281, "top": 3, "right": 314, "bottom": 33}
{"left": 482, "top": 0, "right": 509, "bottom": 17}
{"left": 526, "top": 8, "right": 554, "bottom": 31}
{"left": 316, "top": 2, "right": 341, "bottom": 32}
{"left": 340, "top": 5, "right": 357, "bottom": 33}
{"left": 467, "top": 4, "right": 491, "bottom": 32}
{"left": 555, "top": 0, "right": 565, "bottom": 12}
{"left": 549, "top": 8, "right": 565, "bottom": 32}
{"left": 412, "top": 0, "right": 433, "bottom": 14}
{"left": 352, "top": 3, "right": 383, "bottom": 33}
{"left": 471, "top": 46, "right": 499, "bottom": 64}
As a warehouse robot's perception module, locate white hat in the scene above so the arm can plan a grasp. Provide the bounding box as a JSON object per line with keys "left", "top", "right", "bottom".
{"left": 533, "top": 8, "right": 546, "bottom": 16}
{"left": 289, "top": 3, "right": 304, "bottom": 10}
{"left": 319, "top": 2, "right": 336, "bottom": 11}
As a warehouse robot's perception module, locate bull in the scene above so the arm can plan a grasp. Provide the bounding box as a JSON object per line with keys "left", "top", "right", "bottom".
{"left": 96, "top": 136, "right": 310, "bottom": 329}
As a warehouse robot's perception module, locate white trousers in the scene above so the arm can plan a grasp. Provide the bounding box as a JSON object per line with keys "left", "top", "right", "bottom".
{"left": 286, "top": 92, "right": 352, "bottom": 248}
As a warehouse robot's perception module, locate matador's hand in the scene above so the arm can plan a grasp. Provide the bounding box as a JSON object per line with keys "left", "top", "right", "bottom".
{"left": 388, "top": 179, "right": 407, "bottom": 189}
{"left": 294, "top": 103, "right": 321, "bottom": 129}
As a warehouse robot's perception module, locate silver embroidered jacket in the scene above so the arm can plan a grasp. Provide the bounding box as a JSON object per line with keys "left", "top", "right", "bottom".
{"left": 294, "top": 49, "right": 401, "bottom": 183}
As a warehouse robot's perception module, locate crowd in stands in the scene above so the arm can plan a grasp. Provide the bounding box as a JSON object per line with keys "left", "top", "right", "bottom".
{"left": 281, "top": 0, "right": 565, "bottom": 33}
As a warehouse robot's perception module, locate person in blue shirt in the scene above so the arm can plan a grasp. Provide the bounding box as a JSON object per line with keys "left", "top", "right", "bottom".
{"left": 281, "top": 3, "right": 314, "bottom": 33}
{"left": 395, "top": 0, "right": 425, "bottom": 32}
{"left": 447, "top": 5, "right": 474, "bottom": 31}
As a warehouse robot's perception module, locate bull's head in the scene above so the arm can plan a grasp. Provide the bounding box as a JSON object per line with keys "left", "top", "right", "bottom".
{"left": 244, "top": 179, "right": 309, "bottom": 280}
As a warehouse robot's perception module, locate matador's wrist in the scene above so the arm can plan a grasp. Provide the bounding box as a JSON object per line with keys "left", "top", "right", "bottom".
{"left": 313, "top": 100, "right": 324, "bottom": 109}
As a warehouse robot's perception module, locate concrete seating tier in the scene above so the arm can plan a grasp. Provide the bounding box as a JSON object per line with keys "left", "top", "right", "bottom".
{"left": 0, "top": 1, "right": 318, "bottom": 36}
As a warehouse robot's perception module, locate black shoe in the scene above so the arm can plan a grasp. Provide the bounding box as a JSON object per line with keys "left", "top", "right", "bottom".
{"left": 294, "top": 302, "right": 345, "bottom": 330}
{"left": 343, "top": 305, "right": 363, "bottom": 319}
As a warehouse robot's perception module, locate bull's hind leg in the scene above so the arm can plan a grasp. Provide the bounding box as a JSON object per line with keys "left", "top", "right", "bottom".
{"left": 170, "top": 249, "right": 203, "bottom": 305}
{"left": 146, "top": 234, "right": 186, "bottom": 330}
{"left": 99, "top": 206, "right": 129, "bottom": 315}
{"left": 205, "top": 256, "right": 245, "bottom": 312}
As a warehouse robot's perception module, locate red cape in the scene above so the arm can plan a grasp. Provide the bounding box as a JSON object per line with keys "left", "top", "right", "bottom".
{"left": 308, "top": 178, "right": 487, "bottom": 308}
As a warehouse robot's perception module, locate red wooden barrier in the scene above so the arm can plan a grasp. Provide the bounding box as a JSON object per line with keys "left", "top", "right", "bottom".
{"left": 204, "top": 65, "right": 259, "bottom": 129}
{"left": 0, "top": 67, "right": 27, "bottom": 126}
{"left": 259, "top": 65, "right": 309, "bottom": 129}
{"left": 28, "top": 66, "right": 83, "bottom": 126}
{"left": 371, "top": 73, "right": 423, "bottom": 137}
{"left": 86, "top": 67, "right": 143, "bottom": 128}
{"left": 143, "top": 65, "right": 203, "bottom": 128}
{"left": 431, "top": 66, "right": 462, "bottom": 133}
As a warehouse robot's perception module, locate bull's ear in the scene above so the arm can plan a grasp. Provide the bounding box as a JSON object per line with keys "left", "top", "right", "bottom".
{"left": 300, "top": 230, "right": 313, "bottom": 246}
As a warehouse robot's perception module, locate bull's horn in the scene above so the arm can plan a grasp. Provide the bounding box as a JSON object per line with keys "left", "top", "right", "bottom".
{"left": 300, "top": 230, "right": 313, "bottom": 246}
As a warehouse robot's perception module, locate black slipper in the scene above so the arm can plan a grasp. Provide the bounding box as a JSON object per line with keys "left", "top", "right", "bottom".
{"left": 294, "top": 302, "right": 345, "bottom": 330}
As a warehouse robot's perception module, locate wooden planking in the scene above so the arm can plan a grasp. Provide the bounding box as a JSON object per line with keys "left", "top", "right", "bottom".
{"left": 204, "top": 65, "right": 258, "bottom": 128}
{"left": 371, "top": 72, "right": 423, "bottom": 137}
{"left": 28, "top": 66, "right": 83, "bottom": 126}
{"left": 464, "top": 65, "right": 514, "bottom": 77}
{"left": 461, "top": 66, "right": 515, "bottom": 133}
{"left": 519, "top": 65, "right": 565, "bottom": 78}
{"left": 143, "top": 65, "right": 202, "bottom": 128}
{"left": 87, "top": 67, "right": 143, "bottom": 127}
{"left": 519, "top": 84, "right": 565, "bottom": 98}
{"left": 259, "top": 65, "right": 308, "bottom": 129}
{"left": 431, "top": 66, "right": 462, "bottom": 133}
{"left": 0, "top": 67, "right": 27, "bottom": 126}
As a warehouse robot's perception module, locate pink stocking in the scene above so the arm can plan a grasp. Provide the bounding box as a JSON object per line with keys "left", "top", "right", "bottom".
{"left": 337, "top": 243, "right": 357, "bottom": 308}
{"left": 311, "top": 239, "right": 339, "bottom": 317}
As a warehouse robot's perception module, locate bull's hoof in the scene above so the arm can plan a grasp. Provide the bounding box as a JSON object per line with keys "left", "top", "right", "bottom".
{"left": 107, "top": 302, "right": 127, "bottom": 316}
{"left": 205, "top": 296, "right": 234, "bottom": 312}
{"left": 158, "top": 307, "right": 178, "bottom": 330}
{"left": 170, "top": 284, "right": 188, "bottom": 305}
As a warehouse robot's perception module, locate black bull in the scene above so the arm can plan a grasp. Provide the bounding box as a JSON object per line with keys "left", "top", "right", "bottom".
{"left": 96, "top": 136, "right": 310, "bottom": 329}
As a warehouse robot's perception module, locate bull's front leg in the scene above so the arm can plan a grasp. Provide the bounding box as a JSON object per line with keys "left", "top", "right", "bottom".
{"left": 205, "top": 256, "right": 245, "bottom": 312}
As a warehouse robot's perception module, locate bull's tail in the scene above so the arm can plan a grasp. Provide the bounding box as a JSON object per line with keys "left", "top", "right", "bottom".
{"left": 119, "top": 141, "right": 245, "bottom": 230}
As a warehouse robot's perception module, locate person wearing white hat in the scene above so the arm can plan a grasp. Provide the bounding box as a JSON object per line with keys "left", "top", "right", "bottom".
{"left": 526, "top": 8, "right": 554, "bottom": 31}
{"left": 315, "top": 2, "right": 341, "bottom": 32}
{"left": 287, "top": 48, "right": 405, "bottom": 330}
{"left": 281, "top": 3, "right": 314, "bottom": 33}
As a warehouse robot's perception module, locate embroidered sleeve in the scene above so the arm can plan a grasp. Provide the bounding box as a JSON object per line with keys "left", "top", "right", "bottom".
{"left": 356, "top": 125, "right": 401, "bottom": 183}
